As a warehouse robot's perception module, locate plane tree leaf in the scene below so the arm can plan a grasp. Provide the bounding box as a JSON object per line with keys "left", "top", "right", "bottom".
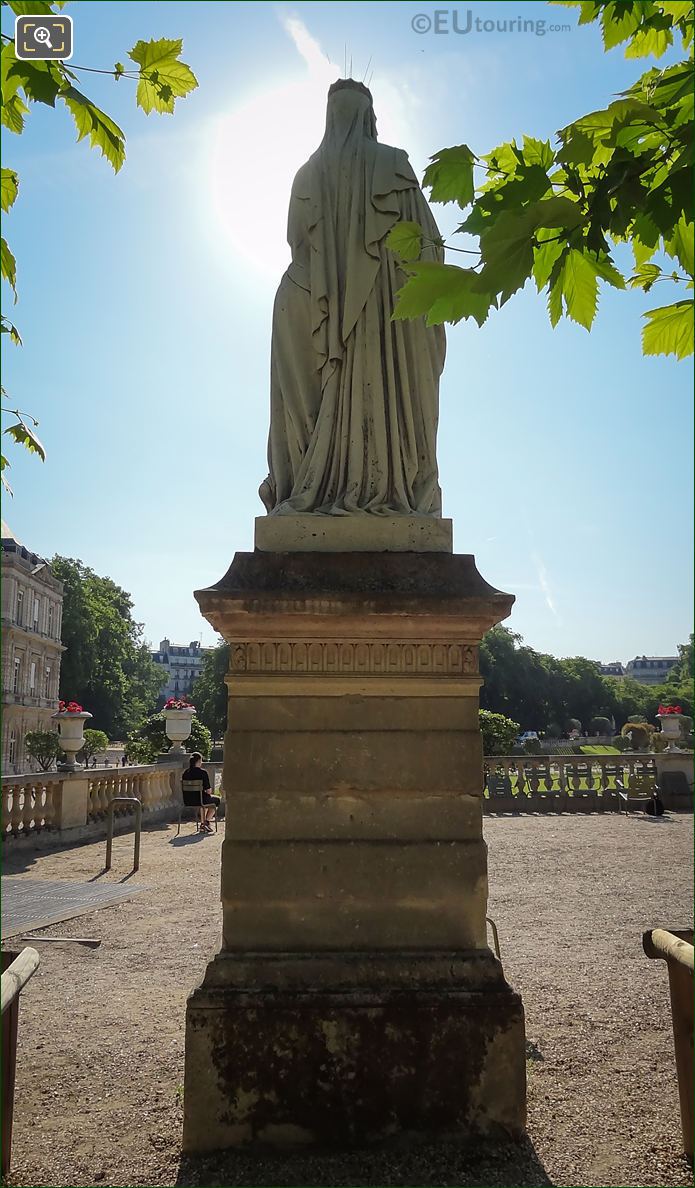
{"left": 642, "top": 299, "right": 694, "bottom": 358}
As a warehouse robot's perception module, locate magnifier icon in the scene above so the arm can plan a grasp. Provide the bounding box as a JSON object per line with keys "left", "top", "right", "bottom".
{"left": 34, "top": 25, "right": 53, "bottom": 49}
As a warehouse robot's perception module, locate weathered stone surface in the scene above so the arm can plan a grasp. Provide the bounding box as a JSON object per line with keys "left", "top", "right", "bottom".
{"left": 255, "top": 514, "right": 453, "bottom": 553}
{"left": 228, "top": 790, "right": 482, "bottom": 842}
{"left": 184, "top": 951, "right": 525, "bottom": 1151}
{"left": 184, "top": 549, "right": 525, "bottom": 1151}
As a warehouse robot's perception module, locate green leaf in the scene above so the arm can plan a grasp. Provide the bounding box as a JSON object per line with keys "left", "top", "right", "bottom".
{"left": 6, "top": 1, "right": 59, "bottom": 12}
{"left": 478, "top": 197, "right": 584, "bottom": 304}
{"left": 600, "top": 2, "right": 643, "bottom": 49}
{"left": 1, "top": 236, "right": 17, "bottom": 300}
{"left": 386, "top": 221, "right": 423, "bottom": 262}
{"left": 128, "top": 38, "right": 198, "bottom": 115}
{"left": 558, "top": 249, "right": 599, "bottom": 330}
{"left": 629, "top": 262, "right": 663, "bottom": 290}
{"left": 521, "top": 135, "right": 555, "bottom": 170}
{"left": 422, "top": 144, "right": 476, "bottom": 207}
{"left": 1, "top": 95, "right": 29, "bottom": 134}
{"left": 658, "top": 2, "right": 693, "bottom": 20}
{"left": 631, "top": 211, "right": 662, "bottom": 265}
{"left": 393, "top": 262, "right": 494, "bottom": 327}
{"left": 1, "top": 40, "right": 22, "bottom": 105}
{"left": 0, "top": 316, "right": 22, "bottom": 345}
{"left": 4, "top": 419, "right": 45, "bottom": 461}
{"left": 6, "top": 58, "right": 61, "bottom": 106}
{"left": 1, "top": 167, "right": 19, "bottom": 213}
{"left": 588, "top": 251, "right": 626, "bottom": 289}
{"left": 547, "top": 269, "right": 565, "bottom": 327}
{"left": 664, "top": 213, "right": 694, "bottom": 275}
{"left": 642, "top": 299, "right": 694, "bottom": 358}
{"left": 59, "top": 87, "right": 126, "bottom": 172}
{"left": 532, "top": 233, "right": 565, "bottom": 291}
{"left": 114, "top": 62, "right": 125, "bottom": 79}
{"left": 625, "top": 21, "right": 674, "bottom": 58}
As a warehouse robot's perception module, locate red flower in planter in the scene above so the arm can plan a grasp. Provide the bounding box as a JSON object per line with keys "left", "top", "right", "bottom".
{"left": 58, "top": 700, "right": 84, "bottom": 713}
{"left": 163, "top": 697, "right": 195, "bottom": 711}
{"left": 658, "top": 705, "right": 682, "bottom": 715}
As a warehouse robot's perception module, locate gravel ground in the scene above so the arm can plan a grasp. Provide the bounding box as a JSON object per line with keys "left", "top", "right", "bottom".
{"left": 2, "top": 812, "right": 693, "bottom": 1188}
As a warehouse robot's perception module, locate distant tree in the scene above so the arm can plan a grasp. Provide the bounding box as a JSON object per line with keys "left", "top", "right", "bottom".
{"left": 123, "top": 737, "right": 155, "bottom": 766}
{"left": 52, "top": 557, "right": 165, "bottom": 738}
{"left": 590, "top": 716, "right": 613, "bottom": 736}
{"left": 479, "top": 709, "right": 520, "bottom": 756}
{"left": 191, "top": 641, "right": 229, "bottom": 740}
{"left": 24, "top": 728, "right": 62, "bottom": 771}
{"left": 79, "top": 728, "right": 109, "bottom": 766}
{"left": 125, "top": 712, "right": 211, "bottom": 765}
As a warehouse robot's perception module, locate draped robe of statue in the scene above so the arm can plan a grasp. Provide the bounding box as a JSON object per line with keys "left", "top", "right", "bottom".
{"left": 259, "top": 81, "right": 446, "bottom": 517}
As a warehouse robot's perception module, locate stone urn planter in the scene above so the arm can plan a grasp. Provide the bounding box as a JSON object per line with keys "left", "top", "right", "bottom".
{"left": 51, "top": 707, "right": 93, "bottom": 770}
{"left": 162, "top": 707, "right": 195, "bottom": 753}
{"left": 658, "top": 711, "right": 684, "bottom": 753}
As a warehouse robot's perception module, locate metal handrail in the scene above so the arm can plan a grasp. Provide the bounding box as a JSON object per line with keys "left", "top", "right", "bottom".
{"left": 105, "top": 797, "right": 142, "bottom": 872}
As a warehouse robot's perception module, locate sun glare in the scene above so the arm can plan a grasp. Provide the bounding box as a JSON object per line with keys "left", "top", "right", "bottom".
{"left": 209, "top": 17, "right": 416, "bottom": 278}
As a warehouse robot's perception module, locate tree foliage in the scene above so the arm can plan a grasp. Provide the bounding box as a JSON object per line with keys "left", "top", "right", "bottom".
{"left": 479, "top": 709, "right": 520, "bottom": 755}
{"left": 125, "top": 712, "right": 211, "bottom": 765}
{"left": 389, "top": 0, "right": 694, "bottom": 359}
{"left": 0, "top": 1, "right": 198, "bottom": 489}
{"left": 24, "top": 728, "right": 62, "bottom": 771}
{"left": 51, "top": 556, "right": 165, "bottom": 738}
{"left": 191, "top": 641, "right": 230, "bottom": 740}
{"left": 80, "top": 728, "right": 109, "bottom": 763}
{"left": 480, "top": 624, "right": 692, "bottom": 730}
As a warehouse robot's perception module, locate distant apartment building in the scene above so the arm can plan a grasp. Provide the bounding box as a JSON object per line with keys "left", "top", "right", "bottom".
{"left": 625, "top": 655, "right": 679, "bottom": 686}
{"left": 151, "top": 638, "right": 211, "bottom": 704}
{"left": 600, "top": 661, "right": 625, "bottom": 677}
{"left": 1, "top": 523, "right": 64, "bottom": 774}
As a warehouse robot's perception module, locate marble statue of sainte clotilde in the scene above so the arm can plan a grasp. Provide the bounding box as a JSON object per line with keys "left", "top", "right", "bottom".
{"left": 259, "top": 79, "right": 446, "bottom": 518}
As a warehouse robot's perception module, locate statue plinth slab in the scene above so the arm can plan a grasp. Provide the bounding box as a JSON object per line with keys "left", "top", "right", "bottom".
{"left": 183, "top": 551, "right": 526, "bottom": 1151}
{"left": 254, "top": 514, "right": 453, "bottom": 553}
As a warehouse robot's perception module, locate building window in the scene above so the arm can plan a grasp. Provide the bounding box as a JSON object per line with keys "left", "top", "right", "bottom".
{"left": 13, "top": 657, "right": 21, "bottom": 694}
{"left": 33, "top": 598, "right": 40, "bottom": 632}
{"left": 29, "top": 661, "right": 36, "bottom": 694}
{"left": 15, "top": 588, "right": 24, "bottom": 626}
{"left": 47, "top": 603, "right": 54, "bottom": 637}
{"left": 44, "top": 666, "right": 52, "bottom": 698}
{"left": 8, "top": 731, "right": 16, "bottom": 766}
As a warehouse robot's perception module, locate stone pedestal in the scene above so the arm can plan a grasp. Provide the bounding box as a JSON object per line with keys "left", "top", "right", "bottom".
{"left": 184, "top": 551, "right": 526, "bottom": 1151}
{"left": 53, "top": 772, "right": 91, "bottom": 831}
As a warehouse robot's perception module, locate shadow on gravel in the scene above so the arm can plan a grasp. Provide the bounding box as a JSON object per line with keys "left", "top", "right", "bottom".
{"left": 175, "top": 1136, "right": 554, "bottom": 1187}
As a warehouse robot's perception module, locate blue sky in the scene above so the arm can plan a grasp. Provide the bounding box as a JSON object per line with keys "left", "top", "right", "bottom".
{"left": 2, "top": 0, "right": 693, "bottom": 662}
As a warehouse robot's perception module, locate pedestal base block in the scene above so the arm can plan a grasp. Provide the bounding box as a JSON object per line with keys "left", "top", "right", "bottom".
{"left": 254, "top": 514, "right": 453, "bottom": 553}
{"left": 183, "top": 952, "right": 525, "bottom": 1152}
{"left": 185, "top": 551, "right": 526, "bottom": 1152}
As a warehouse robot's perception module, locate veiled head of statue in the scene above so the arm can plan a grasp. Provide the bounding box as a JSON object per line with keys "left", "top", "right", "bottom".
{"left": 324, "top": 79, "right": 377, "bottom": 141}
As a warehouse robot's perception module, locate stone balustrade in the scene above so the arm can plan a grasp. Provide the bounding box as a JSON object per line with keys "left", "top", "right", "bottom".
{"left": 87, "top": 767, "right": 176, "bottom": 821}
{"left": 2, "top": 763, "right": 180, "bottom": 846}
{"left": 1, "top": 774, "right": 61, "bottom": 837}
{"left": 484, "top": 752, "right": 692, "bottom": 812}
{"left": 1, "top": 752, "right": 685, "bottom": 845}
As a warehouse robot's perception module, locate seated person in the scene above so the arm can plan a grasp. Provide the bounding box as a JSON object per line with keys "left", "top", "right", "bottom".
{"left": 181, "top": 752, "right": 220, "bottom": 833}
